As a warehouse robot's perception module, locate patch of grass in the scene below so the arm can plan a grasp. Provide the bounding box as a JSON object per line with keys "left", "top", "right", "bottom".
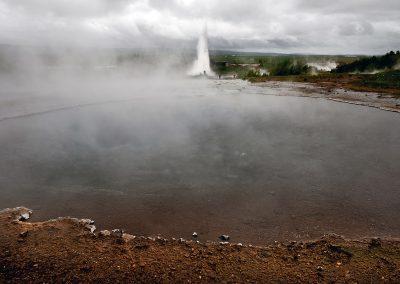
{"left": 360, "top": 71, "right": 400, "bottom": 89}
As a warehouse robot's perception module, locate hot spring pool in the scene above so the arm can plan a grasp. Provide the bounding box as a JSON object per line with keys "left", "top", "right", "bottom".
{"left": 1, "top": 79, "right": 399, "bottom": 244}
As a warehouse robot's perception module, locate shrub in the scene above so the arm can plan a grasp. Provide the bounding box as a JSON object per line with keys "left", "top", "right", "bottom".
{"left": 333, "top": 51, "right": 400, "bottom": 73}
{"left": 269, "top": 59, "right": 310, "bottom": 76}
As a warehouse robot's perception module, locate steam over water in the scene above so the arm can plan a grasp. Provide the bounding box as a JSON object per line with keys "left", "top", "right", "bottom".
{"left": 0, "top": 77, "right": 400, "bottom": 243}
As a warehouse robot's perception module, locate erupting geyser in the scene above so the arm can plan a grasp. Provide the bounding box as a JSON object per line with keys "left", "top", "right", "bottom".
{"left": 188, "top": 26, "right": 215, "bottom": 77}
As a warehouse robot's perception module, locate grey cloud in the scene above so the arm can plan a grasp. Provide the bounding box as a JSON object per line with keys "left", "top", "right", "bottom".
{"left": 336, "top": 21, "right": 375, "bottom": 36}
{"left": 0, "top": 0, "right": 399, "bottom": 54}
{"left": 1, "top": 0, "right": 130, "bottom": 18}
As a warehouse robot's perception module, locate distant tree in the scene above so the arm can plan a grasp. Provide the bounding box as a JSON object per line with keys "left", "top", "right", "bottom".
{"left": 333, "top": 51, "right": 400, "bottom": 73}
{"left": 245, "top": 69, "right": 261, "bottom": 78}
{"left": 269, "top": 58, "right": 310, "bottom": 76}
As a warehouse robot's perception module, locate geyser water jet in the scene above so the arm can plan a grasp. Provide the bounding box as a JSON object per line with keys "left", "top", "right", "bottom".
{"left": 188, "top": 26, "right": 215, "bottom": 77}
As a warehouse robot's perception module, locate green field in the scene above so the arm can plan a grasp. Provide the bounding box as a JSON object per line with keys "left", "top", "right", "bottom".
{"left": 210, "top": 52, "right": 359, "bottom": 77}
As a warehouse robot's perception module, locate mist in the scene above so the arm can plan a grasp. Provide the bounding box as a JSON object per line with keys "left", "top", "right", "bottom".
{"left": 1, "top": 45, "right": 400, "bottom": 243}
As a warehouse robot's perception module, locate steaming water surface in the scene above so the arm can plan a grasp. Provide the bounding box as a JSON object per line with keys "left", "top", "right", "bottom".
{"left": 1, "top": 79, "right": 400, "bottom": 243}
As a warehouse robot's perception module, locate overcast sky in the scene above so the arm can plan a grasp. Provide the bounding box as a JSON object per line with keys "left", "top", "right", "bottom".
{"left": 0, "top": 0, "right": 399, "bottom": 54}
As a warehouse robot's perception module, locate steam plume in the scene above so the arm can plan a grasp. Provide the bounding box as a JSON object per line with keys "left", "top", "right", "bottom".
{"left": 188, "top": 25, "right": 214, "bottom": 76}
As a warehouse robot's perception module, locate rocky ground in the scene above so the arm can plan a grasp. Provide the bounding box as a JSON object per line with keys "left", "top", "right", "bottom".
{"left": 1, "top": 207, "right": 400, "bottom": 283}
{"left": 252, "top": 80, "right": 400, "bottom": 113}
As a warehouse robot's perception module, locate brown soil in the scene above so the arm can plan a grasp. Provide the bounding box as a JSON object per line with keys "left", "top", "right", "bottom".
{"left": 1, "top": 207, "right": 400, "bottom": 283}
{"left": 250, "top": 74, "right": 400, "bottom": 97}
{"left": 251, "top": 79, "right": 400, "bottom": 113}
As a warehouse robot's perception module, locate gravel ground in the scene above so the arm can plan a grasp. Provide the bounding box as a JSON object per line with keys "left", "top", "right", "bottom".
{"left": 1, "top": 207, "right": 400, "bottom": 283}
{"left": 253, "top": 81, "right": 400, "bottom": 113}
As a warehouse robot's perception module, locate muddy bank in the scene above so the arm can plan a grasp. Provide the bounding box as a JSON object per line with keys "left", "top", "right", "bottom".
{"left": 1, "top": 207, "right": 400, "bottom": 283}
{"left": 253, "top": 81, "right": 400, "bottom": 113}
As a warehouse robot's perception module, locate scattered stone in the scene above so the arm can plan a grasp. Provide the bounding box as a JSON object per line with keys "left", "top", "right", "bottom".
{"left": 18, "top": 212, "right": 31, "bottom": 221}
{"left": 192, "top": 232, "right": 198, "bottom": 238}
{"left": 328, "top": 244, "right": 353, "bottom": 257}
{"left": 156, "top": 236, "right": 167, "bottom": 245}
{"left": 4, "top": 207, "right": 400, "bottom": 282}
{"left": 111, "top": 229, "right": 124, "bottom": 238}
{"left": 85, "top": 225, "right": 96, "bottom": 234}
{"left": 99, "top": 230, "right": 111, "bottom": 237}
{"left": 80, "top": 219, "right": 95, "bottom": 225}
{"left": 369, "top": 238, "right": 382, "bottom": 249}
{"left": 219, "top": 235, "right": 230, "bottom": 241}
{"left": 122, "top": 233, "right": 135, "bottom": 242}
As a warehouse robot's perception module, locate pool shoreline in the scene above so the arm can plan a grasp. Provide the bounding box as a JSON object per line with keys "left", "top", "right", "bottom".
{"left": 252, "top": 80, "right": 400, "bottom": 113}
{"left": 2, "top": 206, "right": 400, "bottom": 282}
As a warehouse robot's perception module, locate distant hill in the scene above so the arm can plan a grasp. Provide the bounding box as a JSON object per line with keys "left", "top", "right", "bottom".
{"left": 333, "top": 51, "right": 400, "bottom": 73}
{"left": 209, "top": 50, "right": 292, "bottom": 57}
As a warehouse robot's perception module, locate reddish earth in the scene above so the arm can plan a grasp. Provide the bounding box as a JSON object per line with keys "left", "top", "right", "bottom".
{"left": 249, "top": 74, "right": 400, "bottom": 97}
{"left": 1, "top": 207, "right": 400, "bottom": 283}
{"left": 252, "top": 79, "right": 400, "bottom": 113}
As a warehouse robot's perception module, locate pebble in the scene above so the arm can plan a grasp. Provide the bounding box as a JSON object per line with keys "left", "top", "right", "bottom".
{"left": 99, "top": 230, "right": 111, "bottom": 237}
{"left": 219, "top": 235, "right": 230, "bottom": 241}
{"left": 369, "top": 238, "right": 382, "bottom": 248}
{"left": 85, "top": 225, "right": 96, "bottom": 234}
{"left": 81, "top": 219, "right": 95, "bottom": 225}
{"left": 111, "top": 229, "right": 124, "bottom": 238}
{"left": 18, "top": 212, "right": 31, "bottom": 221}
{"left": 122, "top": 233, "right": 135, "bottom": 242}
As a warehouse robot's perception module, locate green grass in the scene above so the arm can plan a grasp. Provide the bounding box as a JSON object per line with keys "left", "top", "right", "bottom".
{"left": 360, "top": 71, "right": 400, "bottom": 89}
